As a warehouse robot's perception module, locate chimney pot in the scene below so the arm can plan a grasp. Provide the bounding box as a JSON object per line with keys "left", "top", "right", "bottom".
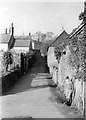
{"left": 11, "top": 23, "right": 14, "bottom": 36}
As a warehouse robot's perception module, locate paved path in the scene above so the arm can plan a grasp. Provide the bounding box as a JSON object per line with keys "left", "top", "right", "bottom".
{"left": 1, "top": 86, "right": 83, "bottom": 119}
{"left": 0, "top": 51, "right": 84, "bottom": 118}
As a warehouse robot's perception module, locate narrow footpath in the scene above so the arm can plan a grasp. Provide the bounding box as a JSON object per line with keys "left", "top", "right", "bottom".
{"left": 3, "top": 51, "right": 50, "bottom": 95}
{"left": 0, "top": 51, "right": 83, "bottom": 119}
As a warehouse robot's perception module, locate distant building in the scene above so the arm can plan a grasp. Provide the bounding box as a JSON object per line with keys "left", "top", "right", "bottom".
{"left": 47, "top": 30, "right": 69, "bottom": 69}
{"left": 32, "top": 40, "right": 42, "bottom": 50}
{"left": 13, "top": 37, "right": 34, "bottom": 53}
{"left": 0, "top": 23, "right": 15, "bottom": 51}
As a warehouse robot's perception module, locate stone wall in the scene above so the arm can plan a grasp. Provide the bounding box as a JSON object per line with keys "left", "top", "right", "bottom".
{"left": 57, "top": 24, "right": 84, "bottom": 115}
{"left": 58, "top": 46, "right": 74, "bottom": 87}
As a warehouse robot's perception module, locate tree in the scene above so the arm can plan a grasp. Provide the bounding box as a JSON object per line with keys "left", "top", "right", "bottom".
{"left": 79, "top": 12, "right": 85, "bottom": 20}
{"left": 32, "top": 31, "right": 44, "bottom": 42}
{"left": 40, "top": 32, "right": 56, "bottom": 56}
{"left": 44, "top": 32, "right": 54, "bottom": 41}
{"left": 41, "top": 37, "right": 54, "bottom": 56}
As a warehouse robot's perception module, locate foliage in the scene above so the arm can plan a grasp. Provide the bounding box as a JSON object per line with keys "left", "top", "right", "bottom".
{"left": 79, "top": 12, "right": 85, "bottom": 20}
{"left": 41, "top": 42, "right": 49, "bottom": 56}
{"left": 54, "top": 42, "right": 66, "bottom": 62}
{"left": 32, "top": 31, "right": 55, "bottom": 43}
{"left": 54, "top": 26, "right": 84, "bottom": 114}
{"left": 0, "top": 50, "right": 21, "bottom": 76}
{"left": 68, "top": 29, "right": 84, "bottom": 80}
{"left": 41, "top": 38, "right": 54, "bottom": 56}
{"left": 45, "top": 32, "right": 54, "bottom": 41}
{"left": 54, "top": 47, "right": 61, "bottom": 60}
{"left": 32, "top": 31, "right": 45, "bottom": 42}
{"left": 3, "top": 51, "right": 13, "bottom": 71}
{"left": 3, "top": 52, "right": 13, "bottom": 65}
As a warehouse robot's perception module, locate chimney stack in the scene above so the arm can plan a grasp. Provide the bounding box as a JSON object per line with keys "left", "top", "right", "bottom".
{"left": 5, "top": 28, "right": 8, "bottom": 34}
{"left": 29, "top": 32, "right": 32, "bottom": 39}
{"left": 29, "top": 32, "right": 31, "bottom": 37}
{"left": 9, "top": 23, "right": 14, "bottom": 36}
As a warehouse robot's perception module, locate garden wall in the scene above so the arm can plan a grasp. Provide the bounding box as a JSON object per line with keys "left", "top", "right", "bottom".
{"left": 2, "top": 68, "right": 21, "bottom": 94}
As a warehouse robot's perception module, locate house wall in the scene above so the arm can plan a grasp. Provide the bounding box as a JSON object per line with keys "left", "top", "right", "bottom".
{"left": 13, "top": 47, "right": 29, "bottom": 53}
{"left": 0, "top": 44, "right": 8, "bottom": 51}
{"left": 47, "top": 47, "right": 58, "bottom": 68}
{"left": 58, "top": 46, "right": 74, "bottom": 87}
{"left": 32, "top": 41, "right": 34, "bottom": 50}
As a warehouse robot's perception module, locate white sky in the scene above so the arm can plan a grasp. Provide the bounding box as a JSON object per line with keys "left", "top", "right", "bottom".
{"left": 0, "top": 1, "right": 84, "bottom": 36}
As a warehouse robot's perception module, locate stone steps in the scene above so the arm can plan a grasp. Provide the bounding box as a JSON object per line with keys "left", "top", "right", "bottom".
{"left": 31, "top": 74, "right": 50, "bottom": 87}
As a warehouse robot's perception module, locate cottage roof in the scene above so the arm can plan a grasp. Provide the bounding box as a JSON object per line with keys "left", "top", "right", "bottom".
{"left": 50, "top": 30, "right": 69, "bottom": 47}
{"left": 14, "top": 38, "right": 31, "bottom": 47}
{"left": 0, "top": 34, "right": 11, "bottom": 43}
{"left": 15, "top": 36, "right": 30, "bottom": 39}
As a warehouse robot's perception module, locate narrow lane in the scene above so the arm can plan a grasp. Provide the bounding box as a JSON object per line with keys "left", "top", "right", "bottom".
{"left": 3, "top": 50, "right": 50, "bottom": 95}
{"left": 1, "top": 51, "right": 83, "bottom": 118}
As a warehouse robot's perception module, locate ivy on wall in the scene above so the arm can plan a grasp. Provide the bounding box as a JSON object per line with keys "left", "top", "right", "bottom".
{"left": 68, "top": 29, "right": 84, "bottom": 81}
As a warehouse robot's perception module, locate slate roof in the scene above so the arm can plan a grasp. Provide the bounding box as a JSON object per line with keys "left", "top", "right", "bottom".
{"left": 0, "top": 34, "right": 11, "bottom": 43}
{"left": 50, "top": 30, "right": 69, "bottom": 47}
{"left": 14, "top": 38, "right": 31, "bottom": 47}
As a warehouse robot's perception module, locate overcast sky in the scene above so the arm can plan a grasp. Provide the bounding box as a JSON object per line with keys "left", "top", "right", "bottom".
{"left": 0, "top": 1, "right": 84, "bottom": 35}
